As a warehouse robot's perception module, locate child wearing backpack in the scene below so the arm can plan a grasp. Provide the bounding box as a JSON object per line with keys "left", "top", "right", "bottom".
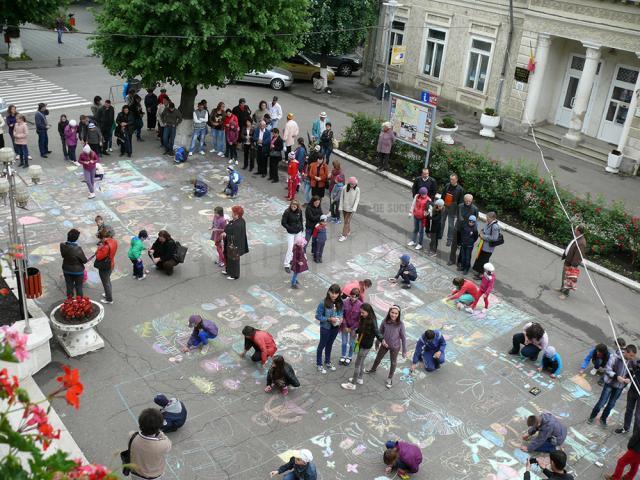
{"left": 225, "top": 165, "right": 241, "bottom": 198}
{"left": 330, "top": 175, "right": 344, "bottom": 223}
{"left": 127, "top": 229, "right": 149, "bottom": 280}
{"left": 210, "top": 206, "right": 227, "bottom": 268}
{"left": 311, "top": 214, "right": 328, "bottom": 263}
{"left": 290, "top": 236, "right": 308, "bottom": 289}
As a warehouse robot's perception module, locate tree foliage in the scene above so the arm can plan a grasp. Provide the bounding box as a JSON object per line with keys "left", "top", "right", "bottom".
{"left": 304, "top": 0, "right": 377, "bottom": 56}
{"left": 91, "top": 0, "right": 310, "bottom": 113}
{"left": 0, "top": 0, "right": 67, "bottom": 35}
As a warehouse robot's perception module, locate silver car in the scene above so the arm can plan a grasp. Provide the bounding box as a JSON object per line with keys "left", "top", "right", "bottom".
{"left": 232, "top": 67, "right": 294, "bottom": 90}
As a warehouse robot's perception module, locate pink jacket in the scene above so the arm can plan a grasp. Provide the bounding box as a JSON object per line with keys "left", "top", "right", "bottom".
{"left": 210, "top": 215, "right": 227, "bottom": 243}
{"left": 341, "top": 297, "right": 362, "bottom": 331}
{"left": 64, "top": 125, "right": 78, "bottom": 146}
{"left": 13, "top": 122, "right": 28, "bottom": 145}
{"left": 479, "top": 273, "right": 495, "bottom": 294}
{"left": 377, "top": 129, "right": 395, "bottom": 154}
{"left": 78, "top": 150, "right": 100, "bottom": 171}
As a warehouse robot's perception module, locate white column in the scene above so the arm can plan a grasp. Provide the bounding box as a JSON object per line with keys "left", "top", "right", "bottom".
{"left": 523, "top": 34, "right": 552, "bottom": 124}
{"left": 617, "top": 52, "right": 640, "bottom": 153}
{"left": 564, "top": 42, "right": 601, "bottom": 145}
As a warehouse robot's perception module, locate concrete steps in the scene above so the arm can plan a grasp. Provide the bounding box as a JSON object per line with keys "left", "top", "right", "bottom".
{"left": 526, "top": 125, "right": 611, "bottom": 166}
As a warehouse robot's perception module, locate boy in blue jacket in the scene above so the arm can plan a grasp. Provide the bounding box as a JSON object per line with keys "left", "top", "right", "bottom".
{"left": 539, "top": 346, "right": 563, "bottom": 378}
{"left": 410, "top": 329, "right": 446, "bottom": 372}
{"left": 154, "top": 393, "right": 187, "bottom": 433}
{"left": 390, "top": 254, "right": 418, "bottom": 289}
{"left": 182, "top": 315, "right": 218, "bottom": 354}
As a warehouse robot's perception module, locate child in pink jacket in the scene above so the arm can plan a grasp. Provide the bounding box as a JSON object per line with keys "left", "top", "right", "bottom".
{"left": 340, "top": 288, "right": 363, "bottom": 365}
{"left": 210, "top": 206, "right": 227, "bottom": 268}
{"left": 471, "top": 262, "right": 495, "bottom": 311}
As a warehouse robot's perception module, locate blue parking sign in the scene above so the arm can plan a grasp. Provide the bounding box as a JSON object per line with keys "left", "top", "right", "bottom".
{"left": 420, "top": 91, "right": 430, "bottom": 103}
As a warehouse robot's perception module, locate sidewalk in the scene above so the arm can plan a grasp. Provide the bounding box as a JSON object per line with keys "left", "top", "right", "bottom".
{"left": 0, "top": 1, "right": 96, "bottom": 69}
{"left": 309, "top": 75, "right": 640, "bottom": 215}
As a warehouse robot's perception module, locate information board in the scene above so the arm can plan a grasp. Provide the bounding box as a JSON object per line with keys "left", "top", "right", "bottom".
{"left": 388, "top": 93, "right": 437, "bottom": 151}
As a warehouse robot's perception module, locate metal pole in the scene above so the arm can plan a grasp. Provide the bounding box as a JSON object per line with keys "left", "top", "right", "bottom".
{"left": 494, "top": 0, "right": 514, "bottom": 115}
{"left": 7, "top": 166, "right": 30, "bottom": 333}
{"left": 378, "top": 2, "right": 399, "bottom": 119}
{"left": 424, "top": 106, "right": 436, "bottom": 168}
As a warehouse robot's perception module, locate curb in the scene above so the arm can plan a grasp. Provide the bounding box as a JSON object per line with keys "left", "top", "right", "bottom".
{"left": 333, "top": 148, "right": 640, "bottom": 294}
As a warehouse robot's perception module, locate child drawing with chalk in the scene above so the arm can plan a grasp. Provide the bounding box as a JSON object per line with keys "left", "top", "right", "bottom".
{"left": 383, "top": 439, "right": 423, "bottom": 479}
{"left": 446, "top": 276, "right": 479, "bottom": 313}
{"left": 182, "top": 315, "right": 218, "bottom": 355}
{"left": 539, "top": 346, "right": 563, "bottom": 379}
{"left": 265, "top": 355, "right": 300, "bottom": 396}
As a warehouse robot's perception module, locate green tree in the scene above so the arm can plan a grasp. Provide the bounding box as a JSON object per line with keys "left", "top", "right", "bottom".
{"left": 0, "top": 0, "right": 67, "bottom": 57}
{"left": 92, "top": 0, "right": 310, "bottom": 120}
{"left": 304, "top": 0, "right": 377, "bottom": 87}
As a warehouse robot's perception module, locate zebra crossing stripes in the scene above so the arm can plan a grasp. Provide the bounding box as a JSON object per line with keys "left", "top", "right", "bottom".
{"left": 0, "top": 69, "right": 91, "bottom": 114}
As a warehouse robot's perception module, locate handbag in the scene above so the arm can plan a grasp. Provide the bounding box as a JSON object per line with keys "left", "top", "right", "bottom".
{"left": 174, "top": 241, "right": 188, "bottom": 263}
{"left": 120, "top": 432, "right": 138, "bottom": 476}
{"left": 94, "top": 244, "right": 111, "bottom": 270}
{"left": 227, "top": 239, "right": 240, "bottom": 261}
{"left": 487, "top": 224, "right": 504, "bottom": 247}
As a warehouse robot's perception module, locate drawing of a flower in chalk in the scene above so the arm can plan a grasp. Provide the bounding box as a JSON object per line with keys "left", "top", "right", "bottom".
{"left": 317, "top": 406, "right": 334, "bottom": 421}
{"left": 360, "top": 408, "right": 397, "bottom": 437}
{"left": 189, "top": 376, "right": 215, "bottom": 394}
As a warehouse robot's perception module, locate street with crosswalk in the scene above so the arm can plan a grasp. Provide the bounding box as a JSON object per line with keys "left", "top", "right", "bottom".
{"left": 0, "top": 69, "right": 91, "bottom": 114}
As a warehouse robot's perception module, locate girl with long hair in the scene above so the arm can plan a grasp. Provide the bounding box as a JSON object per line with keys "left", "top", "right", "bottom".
{"left": 341, "top": 303, "right": 382, "bottom": 390}
{"left": 315, "top": 284, "right": 344, "bottom": 373}
{"left": 265, "top": 355, "right": 300, "bottom": 396}
{"left": 366, "top": 305, "right": 407, "bottom": 388}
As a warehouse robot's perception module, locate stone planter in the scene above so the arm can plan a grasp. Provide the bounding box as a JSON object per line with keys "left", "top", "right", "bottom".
{"left": 605, "top": 150, "right": 623, "bottom": 174}
{"left": 479, "top": 113, "right": 500, "bottom": 138}
{"left": 50, "top": 301, "right": 105, "bottom": 357}
{"left": 436, "top": 124, "right": 459, "bottom": 145}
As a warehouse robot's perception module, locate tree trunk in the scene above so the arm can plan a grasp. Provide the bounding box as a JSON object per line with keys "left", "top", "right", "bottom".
{"left": 8, "top": 33, "right": 24, "bottom": 59}
{"left": 319, "top": 52, "right": 329, "bottom": 90}
{"left": 175, "top": 84, "right": 198, "bottom": 148}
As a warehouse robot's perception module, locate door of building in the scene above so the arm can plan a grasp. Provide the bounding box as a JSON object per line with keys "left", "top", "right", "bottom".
{"left": 555, "top": 54, "right": 599, "bottom": 129}
{"left": 598, "top": 65, "right": 639, "bottom": 144}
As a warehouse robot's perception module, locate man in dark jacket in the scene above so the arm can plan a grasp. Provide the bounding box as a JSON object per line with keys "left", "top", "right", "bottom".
{"left": 558, "top": 225, "right": 587, "bottom": 299}
{"left": 617, "top": 360, "right": 640, "bottom": 435}
{"left": 161, "top": 102, "right": 182, "bottom": 154}
{"left": 144, "top": 89, "right": 158, "bottom": 130}
{"left": 35, "top": 103, "right": 50, "bottom": 158}
{"left": 281, "top": 202, "right": 304, "bottom": 272}
{"left": 525, "top": 451, "right": 574, "bottom": 480}
{"left": 231, "top": 98, "right": 252, "bottom": 129}
{"left": 60, "top": 228, "right": 87, "bottom": 297}
{"left": 96, "top": 100, "right": 115, "bottom": 154}
{"left": 441, "top": 173, "right": 465, "bottom": 246}
{"left": 448, "top": 194, "right": 479, "bottom": 267}
{"left": 457, "top": 214, "right": 479, "bottom": 274}
{"left": 411, "top": 168, "right": 437, "bottom": 198}
{"left": 521, "top": 412, "right": 567, "bottom": 453}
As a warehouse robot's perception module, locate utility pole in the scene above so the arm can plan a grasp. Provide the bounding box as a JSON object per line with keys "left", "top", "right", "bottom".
{"left": 378, "top": 0, "right": 402, "bottom": 120}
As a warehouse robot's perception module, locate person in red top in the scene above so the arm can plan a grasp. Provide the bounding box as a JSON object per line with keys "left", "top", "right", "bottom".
{"left": 341, "top": 279, "right": 372, "bottom": 301}
{"left": 445, "top": 277, "right": 479, "bottom": 313}
{"left": 240, "top": 326, "right": 277, "bottom": 365}
{"left": 95, "top": 227, "right": 118, "bottom": 304}
{"left": 286, "top": 152, "right": 300, "bottom": 201}
{"left": 223, "top": 109, "right": 239, "bottom": 164}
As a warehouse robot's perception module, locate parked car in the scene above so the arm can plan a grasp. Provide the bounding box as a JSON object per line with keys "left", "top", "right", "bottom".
{"left": 282, "top": 53, "right": 336, "bottom": 82}
{"left": 0, "top": 97, "right": 7, "bottom": 115}
{"left": 226, "top": 67, "right": 293, "bottom": 90}
{"left": 304, "top": 52, "right": 363, "bottom": 77}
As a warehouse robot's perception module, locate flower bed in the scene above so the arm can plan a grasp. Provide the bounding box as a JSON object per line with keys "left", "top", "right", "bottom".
{"left": 341, "top": 113, "right": 640, "bottom": 280}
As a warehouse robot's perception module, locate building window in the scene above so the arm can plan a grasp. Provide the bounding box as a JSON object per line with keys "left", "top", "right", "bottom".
{"left": 465, "top": 38, "right": 493, "bottom": 92}
{"left": 423, "top": 28, "right": 447, "bottom": 78}
{"left": 387, "top": 20, "right": 405, "bottom": 65}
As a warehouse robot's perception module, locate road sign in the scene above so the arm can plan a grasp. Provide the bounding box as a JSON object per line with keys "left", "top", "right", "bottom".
{"left": 420, "top": 91, "right": 430, "bottom": 103}
{"left": 390, "top": 46, "right": 406, "bottom": 66}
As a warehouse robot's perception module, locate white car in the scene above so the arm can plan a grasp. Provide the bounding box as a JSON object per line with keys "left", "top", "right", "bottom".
{"left": 228, "top": 67, "right": 294, "bottom": 90}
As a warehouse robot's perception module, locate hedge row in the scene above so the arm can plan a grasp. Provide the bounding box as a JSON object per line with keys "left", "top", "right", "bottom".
{"left": 340, "top": 113, "right": 640, "bottom": 280}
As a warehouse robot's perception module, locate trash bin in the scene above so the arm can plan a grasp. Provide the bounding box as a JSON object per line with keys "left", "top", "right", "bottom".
{"left": 24, "top": 267, "right": 42, "bottom": 299}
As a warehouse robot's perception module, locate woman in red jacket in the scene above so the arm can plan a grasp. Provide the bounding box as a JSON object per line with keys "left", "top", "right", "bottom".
{"left": 240, "top": 325, "right": 277, "bottom": 366}
{"left": 223, "top": 109, "right": 239, "bottom": 164}
{"left": 95, "top": 227, "right": 118, "bottom": 304}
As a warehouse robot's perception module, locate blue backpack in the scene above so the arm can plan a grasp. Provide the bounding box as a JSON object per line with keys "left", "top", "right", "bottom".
{"left": 175, "top": 147, "right": 187, "bottom": 164}
{"left": 194, "top": 180, "right": 208, "bottom": 197}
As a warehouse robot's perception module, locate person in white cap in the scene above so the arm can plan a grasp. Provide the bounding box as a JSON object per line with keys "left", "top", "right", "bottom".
{"left": 311, "top": 112, "right": 330, "bottom": 142}
{"left": 539, "top": 345, "right": 563, "bottom": 378}
{"left": 470, "top": 262, "right": 495, "bottom": 312}
{"left": 78, "top": 144, "right": 100, "bottom": 199}
{"left": 270, "top": 448, "right": 317, "bottom": 479}
{"left": 64, "top": 119, "right": 80, "bottom": 164}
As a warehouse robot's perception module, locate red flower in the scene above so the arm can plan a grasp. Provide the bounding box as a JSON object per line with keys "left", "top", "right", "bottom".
{"left": 0, "top": 288, "right": 9, "bottom": 296}
{"left": 13, "top": 252, "right": 24, "bottom": 259}
{"left": 56, "top": 365, "right": 84, "bottom": 409}
{"left": 0, "top": 368, "right": 20, "bottom": 402}
{"left": 37, "top": 421, "right": 61, "bottom": 450}
{"left": 24, "top": 404, "right": 48, "bottom": 427}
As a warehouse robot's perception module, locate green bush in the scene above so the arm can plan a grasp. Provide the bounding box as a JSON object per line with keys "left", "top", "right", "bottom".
{"left": 439, "top": 116, "right": 456, "bottom": 129}
{"left": 340, "top": 113, "right": 640, "bottom": 278}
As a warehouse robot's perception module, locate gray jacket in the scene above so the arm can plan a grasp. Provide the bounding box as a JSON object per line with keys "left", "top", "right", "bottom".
{"left": 604, "top": 351, "right": 630, "bottom": 389}
{"left": 527, "top": 412, "right": 567, "bottom": 452}
{"left": 481, "top": 221, "right": 501, "bottom": 253}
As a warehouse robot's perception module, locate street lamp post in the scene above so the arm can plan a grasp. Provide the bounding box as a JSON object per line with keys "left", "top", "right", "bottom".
{"left": 0, "top": 147, "right": 32, "bottom": 334}
{"left": 378, "top": 0, "right": 402, "bottom": 120}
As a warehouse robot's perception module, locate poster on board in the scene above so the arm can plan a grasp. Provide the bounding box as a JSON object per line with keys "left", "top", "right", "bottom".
{"left": 388, "top": 93, "right": 436, "bottom": 151}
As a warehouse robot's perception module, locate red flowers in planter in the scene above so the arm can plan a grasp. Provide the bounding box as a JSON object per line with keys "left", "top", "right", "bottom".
{"left": 60, "top": 296, "right": 94, "bottom": 320}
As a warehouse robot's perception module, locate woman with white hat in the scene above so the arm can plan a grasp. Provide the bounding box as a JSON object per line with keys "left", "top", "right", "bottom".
{"left": 270, "top": 448, "right": 317, "bottom": 479}
{"left": 78, "top": 144, "right": 100, "bottom": 199}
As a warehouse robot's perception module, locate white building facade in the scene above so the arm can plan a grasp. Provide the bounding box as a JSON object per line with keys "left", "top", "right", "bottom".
{"left": 364, "top": 0, "right": 640, "bottom": 173}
